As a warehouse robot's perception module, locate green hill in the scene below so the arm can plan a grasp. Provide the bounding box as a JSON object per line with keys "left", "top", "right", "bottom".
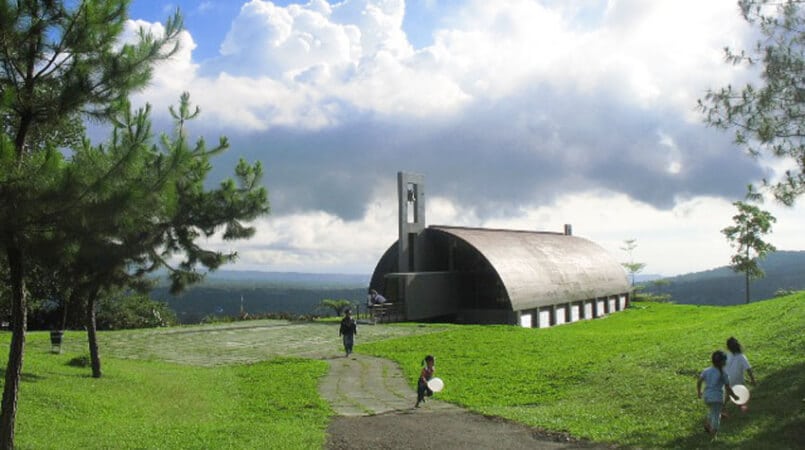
{"left": 641, "top": 250, "right": 805, "bottom": 305}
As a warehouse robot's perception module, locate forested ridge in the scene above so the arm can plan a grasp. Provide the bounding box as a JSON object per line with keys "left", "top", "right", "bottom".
{"left": 150, "top": 271, "right": 369, "bottom": 323}
{"left": 641, "top": 250, "right": 805, "bottom": 305}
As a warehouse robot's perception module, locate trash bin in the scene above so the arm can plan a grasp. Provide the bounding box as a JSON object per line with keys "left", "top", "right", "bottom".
{"left": 50, "top": 330, "right": 64, "bottom": 354}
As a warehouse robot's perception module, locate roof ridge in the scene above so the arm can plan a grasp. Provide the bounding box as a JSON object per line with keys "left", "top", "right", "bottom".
{"left": 429, "top": 225, "right": 566, "bottom": 235}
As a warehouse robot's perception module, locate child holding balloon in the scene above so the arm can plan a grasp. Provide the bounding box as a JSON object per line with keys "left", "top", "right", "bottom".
{"left": 725, "top": 337, "right": 756, "bottom": 413}
{"left": 415, "top": 355, "right": 435, "bottom": 408}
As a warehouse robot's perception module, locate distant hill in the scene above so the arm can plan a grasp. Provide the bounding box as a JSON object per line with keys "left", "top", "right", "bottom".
{"left": 151, "top": 271, "right": 370, "bottom": 323}
{"left": 641, "top": 250, "right": 805, "bottom": 305}
{"left": 634, "top": 273, "right": 664, "bottom": 283}
{"left": 155, "top": 270, "right": 370, "bottom": 288}
{"left": 153, "top": 251, "right": 805, "bottom": 321}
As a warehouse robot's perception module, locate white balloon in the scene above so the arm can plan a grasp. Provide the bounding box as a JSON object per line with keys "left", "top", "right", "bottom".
{"left": 731, "top": 384, "right": 750, "bottom": 405}
{"left": 427, "top": 377, "right": 444, "bottom": 393}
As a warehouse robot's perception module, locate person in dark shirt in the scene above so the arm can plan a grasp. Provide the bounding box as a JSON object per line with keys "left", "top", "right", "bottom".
{"left": 338, "top": 309, "right": 357, "bottom": 357}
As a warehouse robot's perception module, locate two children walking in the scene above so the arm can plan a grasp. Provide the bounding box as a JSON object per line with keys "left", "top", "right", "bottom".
{"left": 697, "top": 336, "right": 756, "bottom": 439}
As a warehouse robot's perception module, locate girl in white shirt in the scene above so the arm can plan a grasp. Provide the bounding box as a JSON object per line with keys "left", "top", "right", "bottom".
{"left": 725, "top": 337, "right": 757, "bottom": 413}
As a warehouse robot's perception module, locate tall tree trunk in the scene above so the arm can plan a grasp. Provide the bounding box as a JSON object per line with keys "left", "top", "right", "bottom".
{"left": 13, "top": 114, "right": 32, "bottom": 161}
{"left": 85, "top": 289, "right": 102, "bottom": 378}
{"left": 744, "top": 247, "right": 751, "bottom": 304}
{"left": 60, "top": 295, "right": 69, "bottom": 331}
{"left": 61, "top": 289, "right": 77, "bottom": 331}
{"left": 745, "top": 272, "right": 751, "bottom": 304}
{"left": 0, "top": 242, "right": 27, "bottom": 450}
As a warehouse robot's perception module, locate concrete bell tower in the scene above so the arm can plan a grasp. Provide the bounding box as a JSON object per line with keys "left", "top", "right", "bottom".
{"left": 397, "top": 172, "right": 425, "bottom": 272}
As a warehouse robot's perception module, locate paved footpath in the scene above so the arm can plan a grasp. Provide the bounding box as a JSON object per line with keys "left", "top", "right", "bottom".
{"left": 319, "top": 354, "right": 458, "bottom": 416}
{"left": 318, "top": 354, "right": 606, "bottom": 450}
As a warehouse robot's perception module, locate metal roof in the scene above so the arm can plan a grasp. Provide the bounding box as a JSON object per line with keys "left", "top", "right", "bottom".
{"left": 430, "top": 226, "right": 630, "bottom": 310}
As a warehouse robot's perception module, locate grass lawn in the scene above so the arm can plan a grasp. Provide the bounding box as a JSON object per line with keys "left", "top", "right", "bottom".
{"left": 3, "top": 319, "right": 444, "bottom": 449}
{"left": 1, "top": 295, "right": 802, "bottom": 449}
{"left": 361, "top": 294, "right": 805, "bottom": 449}
{"left": 10, "top": 336, "right": 330, "bottom": 449}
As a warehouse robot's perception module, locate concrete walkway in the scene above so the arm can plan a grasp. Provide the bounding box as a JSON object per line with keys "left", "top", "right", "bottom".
{"left": 319, "top": 354, "right": 602, "bottom": 449}
{"left": 319, "top": 354, "right": 458, "bottom": 416}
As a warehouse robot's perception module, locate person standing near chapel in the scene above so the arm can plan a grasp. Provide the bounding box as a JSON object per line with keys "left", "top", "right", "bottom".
{"left": 339, "top": 310, "right": 357, "bottom": 357}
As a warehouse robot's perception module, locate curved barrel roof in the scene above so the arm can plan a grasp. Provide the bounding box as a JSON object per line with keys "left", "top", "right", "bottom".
{"left": 430, "top": 226, "right": 630, "bottom": 311}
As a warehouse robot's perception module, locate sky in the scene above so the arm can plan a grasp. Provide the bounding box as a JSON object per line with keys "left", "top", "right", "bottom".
{"left": 121, "top": 0, "right": 805, "bottom": 277}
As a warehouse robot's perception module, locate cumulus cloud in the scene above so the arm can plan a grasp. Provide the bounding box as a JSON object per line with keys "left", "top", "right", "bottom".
{"left": 217, "top": 0, "right": 357, "bottom": 77}
{"left": 135, "top": 0, "right": 754, "bottom": 131}
{"left": 123, "top": 0, "right": 803, "bottom": 275}
{"left": 200, "top": 191, "right": 399, "bottom": 273}
{"left": 477, "top": 192, "right": 805, "bottom": 276}
{"left": 203, "top": 188, "right": 805, "bottom": 276}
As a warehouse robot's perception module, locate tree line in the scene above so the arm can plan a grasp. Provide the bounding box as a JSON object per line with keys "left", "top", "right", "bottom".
{"left": 154, "top": 285, "right": 367, "bottom": 323}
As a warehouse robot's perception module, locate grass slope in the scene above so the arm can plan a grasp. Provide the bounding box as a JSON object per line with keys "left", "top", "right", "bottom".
{"left": 5, "top": 335, "right": 331, "bottom": 450}
{"left": 1, "top": 295, "right": 802, "bottom": 449}
{"left": 3, "top": 320, "right": 445, "bottom": 449}
{"left": 361, "top": 294, "right": 805, "bottom": 449}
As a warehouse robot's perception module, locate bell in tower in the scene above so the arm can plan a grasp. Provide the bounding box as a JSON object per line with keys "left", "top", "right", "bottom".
{"left": 397, "top": 172, "right": 425, "bottom": 272}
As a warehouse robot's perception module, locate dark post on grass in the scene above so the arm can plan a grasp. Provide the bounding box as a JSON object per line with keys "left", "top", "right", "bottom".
{"left": 49, "top": 330, "right": 64, "bottom": 354}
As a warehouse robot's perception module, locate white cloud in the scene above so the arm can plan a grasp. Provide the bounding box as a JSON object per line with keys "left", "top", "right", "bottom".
{"left": 129, "top": 0, "right": 746, "bottom": 130}
{"left": 132, "top": 0, "right": 754, "bottom": 130}
{"left": 427, "top": 0, "right": 575, "bottom": 99}
{"left": 133, "top": 0, "right": 472, "bottom": 127}
{"left": 219, "top": 0, "right": 357, "bottom": 76}
{"left": 330, "top": 0, "right": 411, "bottom": 57}
{"left": 200, "top": 189, "right": 805, "bottom": 276}
{"left": 198, "top": 2, "right": 214, "bottom": 13}
{"left": 122, "top": 20, "right": 199, "bottom": 110}
{"left": 658, "top": 131, "right": 683, "bottom": 174}
{"left": 122, "top": 0, "right": 804, "bottom": 277}
{"left": 477, "top": 192, "right": 804, "bottom": 276}
{"left": 200, "top": 191, "right": 398, "bottom": 273}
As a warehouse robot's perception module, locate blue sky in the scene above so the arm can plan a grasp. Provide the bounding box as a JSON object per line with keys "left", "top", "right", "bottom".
{"left": 122, "top": 0, "right": 804, "bottom": 276}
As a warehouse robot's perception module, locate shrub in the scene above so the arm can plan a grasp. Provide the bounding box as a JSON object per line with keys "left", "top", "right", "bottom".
{"left": 96, "top": 293, "right": 178, "bottom": 330}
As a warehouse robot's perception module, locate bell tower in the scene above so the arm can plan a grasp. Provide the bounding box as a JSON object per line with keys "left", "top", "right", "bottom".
{"left": 397, "top": 172, "right": 425, "bottom": 272}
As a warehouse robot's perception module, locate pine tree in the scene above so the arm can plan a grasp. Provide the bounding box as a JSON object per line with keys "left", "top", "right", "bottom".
{"left": 620, "top": 239, "right": 647, "bottom": 286}
{"left": 699, "top": 0, "right": 804, "bottom": 205}
{"left": 58, "top": 95, "right": 268, "bottom": 379}
{"left": 721, "top": 200, "right": 777, "bottom": 303}
{"left": 0, "top": 2, "right": 181, "bottom": 447}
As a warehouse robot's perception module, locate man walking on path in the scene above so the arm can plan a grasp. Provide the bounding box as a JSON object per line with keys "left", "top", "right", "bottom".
{"left": 339, "top": 310, "right": 357, "bottom": 357}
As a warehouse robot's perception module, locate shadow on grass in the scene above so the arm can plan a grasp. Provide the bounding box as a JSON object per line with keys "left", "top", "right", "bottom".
{"left": 0, "top": 368, "right": 44, "bottom": 383}
{"left": 0, "top": 353, "right": 97, "bottom": 381}
{"left": 66, "top": 355, "right": 90, "bottom": 368}
{"left": 663, "top": 362, "right": 805, "bottom": 449}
